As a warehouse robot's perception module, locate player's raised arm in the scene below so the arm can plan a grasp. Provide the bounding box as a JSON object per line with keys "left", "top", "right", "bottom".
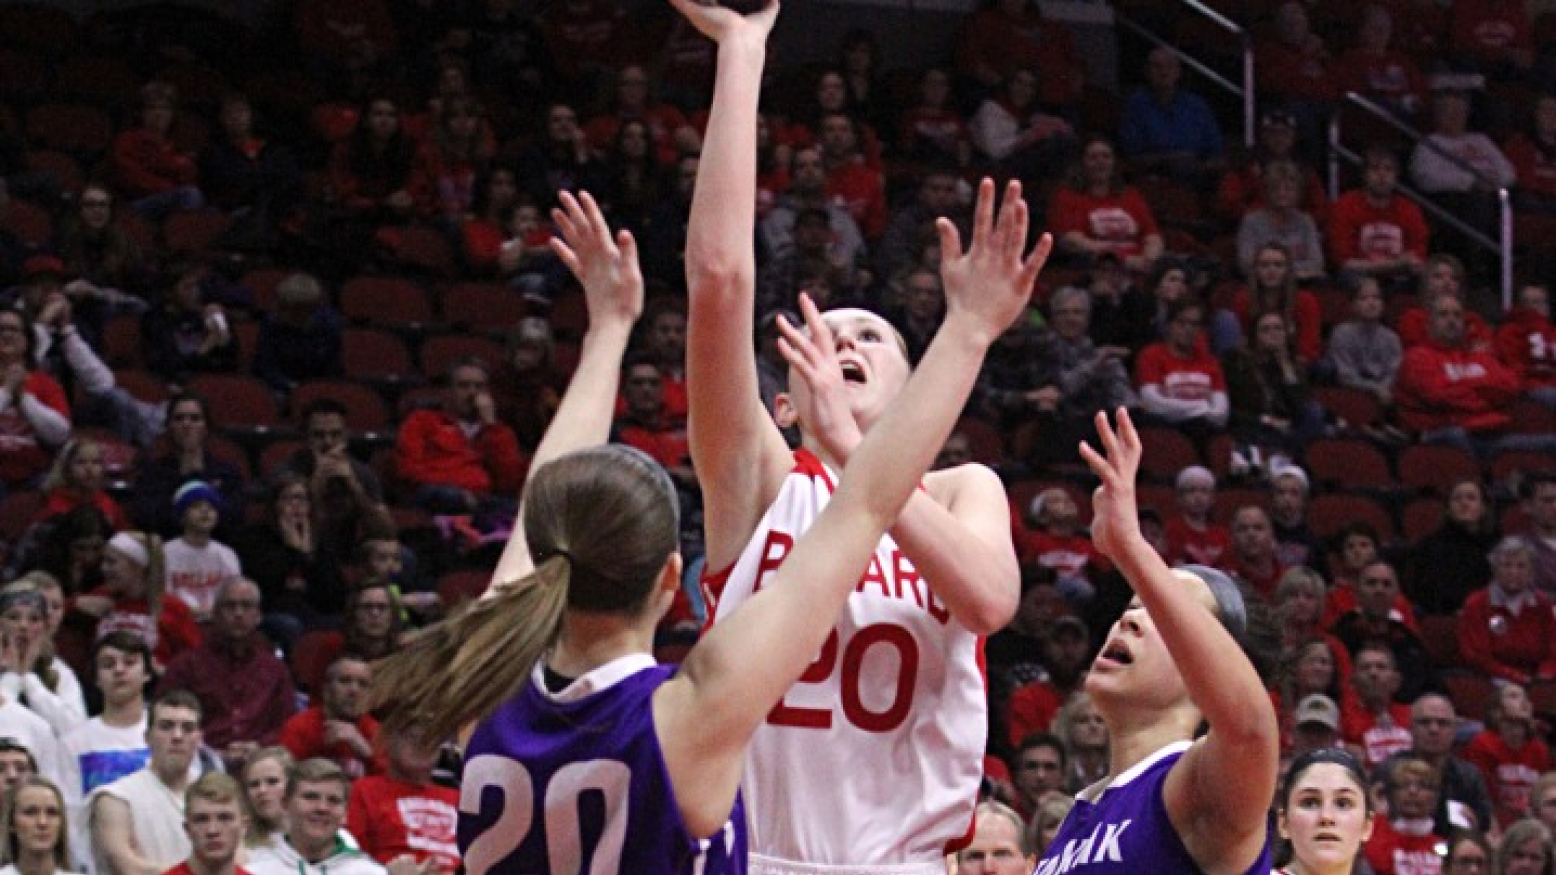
{"left": 485, "top": 191, "right": 642, "bottom": 588}
{"left": 674, "top": 0, "right": 794, "bottom": 571}
{"left": 655, "top": 179, "right": 1051, "bottom": 833}
{"left": 1080, "top": 408, "right": 1277, "bottom": 871}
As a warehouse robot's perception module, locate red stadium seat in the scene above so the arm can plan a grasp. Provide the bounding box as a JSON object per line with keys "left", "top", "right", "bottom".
{"left": 1306, "top": 493, "right": 1394, "bottom": 541}
{"left": 162, "top": 210, "right": 231, "bottom": 255}
{"left": 438, "top": 570, "right": 491, "bottom": 608}
{"left": 442, "top": 283, "right": 527, "bottom": 332}
{"left": 1312, "top": 387, "right": 1383, "bottom": 430}
{"left": 341, "top": 328, "right": 415, "bottom": 381}
{"left": 1400, "top": 498, "right": 1443, "bottom": 542}
{"left": 25, "top": 103, "right": 114, "bottom": 157}
{"left": 1396, "top": 445, "right": 1480, "bottom": 496}
{"left": 420, "top": 334, "right": 506, "bottom": 383}
{"left": 290, "top": 379, "right": 391, "bottom": 433}
{"left": 186, "top": 374, "right": 281, "bottom": 431}
{"left": 0, "top": 492, "right": 43, "bottom": 544}
{"left": 290, "top": 631, "right": 344, "bottom": 695}
{"left": 239, "top": 268, "right": 291, "bottom": 314}
{"left": 1135, "top": 427, "right": 1202, "bottom": 483}
{"left": 2, "top": 199, "right": 53, "bottom": 248}
{"left": 954, "top": 416, "right": 1005, "bottom": 466}
{"left": 56, "top": 55, "right": 140, "bottom": 105}
{"left": 1306, "top": 438, "right": 1392, "bottom": 491}
{"left": 340, "top": 276, "right": 433, "bottom": 329}
{"left": 24, "top": 149, "right": 84, "bottom": 192}
{"left": 99, "top": 314, "right": 142, "bottom": 368}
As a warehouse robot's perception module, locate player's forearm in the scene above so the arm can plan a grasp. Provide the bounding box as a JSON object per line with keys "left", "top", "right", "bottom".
{"left": 685, "top": 38, "right": 765, "bottom": 291}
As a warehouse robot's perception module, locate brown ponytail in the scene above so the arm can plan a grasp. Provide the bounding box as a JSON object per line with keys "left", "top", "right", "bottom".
{"left": 373, "top": 445, "right": 679, "bottom": 743}
{"left": 372, "top": 555, "right": 571, "bottom": 744}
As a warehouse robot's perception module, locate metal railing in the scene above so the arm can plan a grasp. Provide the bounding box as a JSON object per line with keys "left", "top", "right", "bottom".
{"left": 1112, "top": 1, "right": 1255, "bottom": 147}
{"left": 1326, "top": 91, "right": 1514, "bottom": 309}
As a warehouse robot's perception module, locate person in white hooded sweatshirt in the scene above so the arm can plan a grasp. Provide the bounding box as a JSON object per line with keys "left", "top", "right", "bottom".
{"left": 244, "top": 759, "right": 432, "bottom": 875}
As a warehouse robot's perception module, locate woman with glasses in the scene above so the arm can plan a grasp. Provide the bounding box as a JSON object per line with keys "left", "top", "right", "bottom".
{"left": 1275, "top": 748, "right": 1373, "bottom": 875}
{"left": 131, "top": 392, "right": 245, "bottom": 540}
{"left": 231, "top": 474, "right": 348, "bottom": 649}
{"left": 340, "top": 584, "right": 403, "bottom": 662}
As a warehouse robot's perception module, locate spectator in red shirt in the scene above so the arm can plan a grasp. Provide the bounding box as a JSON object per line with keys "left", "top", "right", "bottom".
{"left": 536, "top": 0, "right": 628, "bottom": 90}
{"left": 1226, "top": 506, "right": 1287, "bottom": 599}
{"left": 1254, "top": 1, "right": 1337, "bottom": 151}
{"left": 159, "top": 579, "right": 297, "bottom": 767}
{"left": 1215, "top": 109, "right": 1329, "bottom": 228}
{"left": 1463, "top": 683, "right": 1552, "bottom": 829}
{"left": 109, "top": 82, "right": 204, "bottom": 222}
{"left": 346, "top": 723, "right": 459, "bottom": 873}
{"left": 1163, "top": 465, "right": 1232, "bottom": 568}
{"left": 278, "top": 655, "right": 383, "bottom": 780}
{"left": 1448, "top": 0, "right": 1535, "bottom": 75}
{"left": 65, "top": 532, "right": 201, "bottom": 672}
{"left": 897, "top": 68, "right": 972, "bottom": 169}
{"left": 1327, "top": 146, "right": 1427, "bottom": 291}
{"left": 328, "top": 97, "right": 418, "bottom": 227}
{"left": 1049, "top": 136, "right": 1164, "bottom": 274}
{"left": 170, "top": 772, "right": 250, "bottom": 875}
{"left": 584, "top": 65, "right": 700, "bottom": 168}
{"left": 1134, "top": 298, "right": 1229, "bottom": 439}
{"left": 395, "top": 358, "right": 525, "bottom": 515}
{"left": 1505, "top": 95, "right": 1556, "bottom": 215}
{"left": 1364, "top": 755, "right": 1447, "bottom": 874}
{"left": 611, "top": 357, "right": 692, "bottom": 490}
{"left": 1005, "top": 616, "right": 1092, "bottom": 749}
{"left": 1396, "top": 291, "right": 1556, "bottom": 458}
{"left": 1458, "top": 538, "right": 1556, "bottom": 685}
{"left": 30, "top": 437, "right": 131, "bottom": 532}
{"left": 1396, "top": 254, "right": 1494, "bottom": 351}
{"left": 1497, "top": 282, "right": 1556, "bottom": 408}
{"left": 817, "top": 112, "right": 887, "bottom": 240}
{"left": 1341, "top": 643, "right": 1412, "bottom": 770}
{"left": 1017, "top": 487, "right": 1105, "bottom": 605}
{"left": 955, "top": 0, "right": 1084, "bottom": 111}
{"left": 1332, "top": 5, "right": 1428, "bottom": 124}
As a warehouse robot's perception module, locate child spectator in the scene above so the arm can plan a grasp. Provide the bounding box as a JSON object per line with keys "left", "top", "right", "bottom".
{"left": 31, "top": 439, "right": 131, "bottom": 532}
{"left": 1463, "top": 683, "right": 1551, "bottom": 829}
{"left": 1323, "top": 276, "right": 1402, "bottom": 404}
{"left": 1163, "top": 465, "right": 1232, "bottom": 568}
{"left": 162, "top": 481, "right": 241, "bottom": 624}
{"left": 139, "top": 262, "right": 240, "bottom": 384}
{"left": 252, "top": 273, "right": 344, "bottom": 396}
{"left": 1327, "top": 146, "right": 1428, "bottom": 290}
{"left": 1017, "top": 488, "right": 1103, "bottom": 605}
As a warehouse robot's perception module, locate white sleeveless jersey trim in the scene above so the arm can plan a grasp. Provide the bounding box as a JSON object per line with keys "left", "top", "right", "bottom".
{"left": 531, "top": 653, "right": 659, "bottom": 703}
{"left": 1076, "top": 740, "right": 1194, "bottom": 803}
{"left": 749, "top": 854, "right": 948, "bottom": 875}
{"left": 705, "top": 449, "right": 987, "bottom": 865}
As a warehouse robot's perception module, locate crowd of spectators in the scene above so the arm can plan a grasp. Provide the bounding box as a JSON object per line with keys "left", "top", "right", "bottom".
{"left": 2, "top": 0, "right": 1556, "bottom": 871}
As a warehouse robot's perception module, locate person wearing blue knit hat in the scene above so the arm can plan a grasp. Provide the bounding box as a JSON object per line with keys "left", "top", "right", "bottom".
{"left": 163, "top": 481, "right": 241, "bottom": 623}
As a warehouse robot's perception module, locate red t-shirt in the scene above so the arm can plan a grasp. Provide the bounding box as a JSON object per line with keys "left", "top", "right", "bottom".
{"left": 1495, "top": 306, "right": 1556, "bottom": 390}
{"left": 1462, "top": 729, "right": 1552, "bottom": 828}
{"left": 1048, "top": 187, "right": 1160, "bottom": 258}
{"left": 1134, "top": 343, "right": 1227, "bottom": 401}
{"left": 1164, "top": 516, "right": 1232, "bottom": 569}
{"left": 1364, "top": 817, "right": 1444, "bottom": 875}
{"left": 1327, "top": 191, "right": 1429, "bottom": 266}
{"left": 347, "top": 775, "right": 461, "bottom": 873}
{"left": 0, "top": 370, "right": 68, "bottom": 484}
{"left": 279, "top": 706, "right": 385, "bottom": 779}
{"left": 86, "top": 593, "right": 202, "bottom": 671}
{"left": 1341, "top": 699, "right": 1413, "bottom": 769}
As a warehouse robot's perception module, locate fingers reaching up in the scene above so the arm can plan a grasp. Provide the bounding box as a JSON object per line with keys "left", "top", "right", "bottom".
{"left": 550, "top": 190, "right": 644, "bottom": 329}
{"left": 937, "top": 178, "right": 1054, "bottom": 345}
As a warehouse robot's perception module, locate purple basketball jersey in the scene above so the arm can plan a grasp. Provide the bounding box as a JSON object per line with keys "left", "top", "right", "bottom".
{"left": 460, "top": 655, "right": 747, "bottom": 874}
{"left": 1034, "top": 742, "right": 1271, "bottom": 875}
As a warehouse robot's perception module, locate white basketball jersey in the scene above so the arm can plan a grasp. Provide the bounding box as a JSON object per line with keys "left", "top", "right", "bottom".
{"left": 703, "top": 449, "right": 986, "bottom": 866}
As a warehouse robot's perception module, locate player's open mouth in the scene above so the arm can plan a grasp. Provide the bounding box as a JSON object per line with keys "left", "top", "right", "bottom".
{"left": 840, "top": 361, "right": 867, "bottom": 384}
{"left": 1099, "top": 642, "right": 1133, "bottom": 665}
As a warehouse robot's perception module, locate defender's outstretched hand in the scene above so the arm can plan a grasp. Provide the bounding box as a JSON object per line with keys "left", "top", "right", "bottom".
{"left": 1078, "top": 408, "right": 1144, "bottom": 560}
{"left": 550, "top": 190, "right": 643, "bottom": 331}
{"left": 774, "top": 292, "right": 863, "bottom": 458}
{"left": 668, "top": 0, "right": 779, "bottom": 44}
{"left": 936, "top": 178, "right": 1053, "bottom": 346}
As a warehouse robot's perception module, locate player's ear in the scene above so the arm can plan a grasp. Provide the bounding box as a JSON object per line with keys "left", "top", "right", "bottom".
{"left": 773, "top": 392, "right": 798, "bottom": 428}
